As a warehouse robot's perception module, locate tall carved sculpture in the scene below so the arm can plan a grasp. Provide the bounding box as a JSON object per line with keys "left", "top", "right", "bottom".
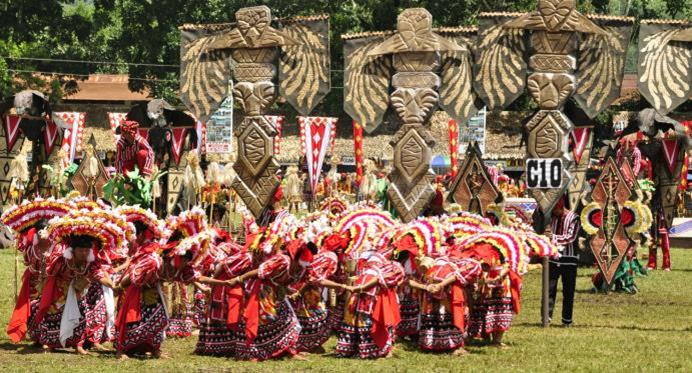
{"left": 447, "top": 142, "right": 502, "bottom": 216}
{"left": 474, "top": 1, "right": 633, "bottom": 222}
{"left": 180, "top": 6, "right": 330, "bottom": 220}
{"left": 637, "top": 20, "right": 691, "bottom": 229}
{"left": 343, "top": 8, "right": 479, "bottom": 222}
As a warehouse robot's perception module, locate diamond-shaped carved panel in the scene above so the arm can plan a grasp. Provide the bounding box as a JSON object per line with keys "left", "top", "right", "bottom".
{"left": 526, "top": 110, "right": 572, "bottom": 159}
{"left": 447, "top": 143, "right": 501, "bottom": 216}
{"left": 393, "top": 128, "right": 431, "bottom": 185}
{"left": 237, "top": 118, "right": 273, "bottom": 177}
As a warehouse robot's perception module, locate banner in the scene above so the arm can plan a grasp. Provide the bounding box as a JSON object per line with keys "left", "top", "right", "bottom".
{"left": 448, "top": 119, "right": 459, "bottom": 177}
{"left": 266, "top": 115, "right": 285, "bottom": 155}
{"left": 171, "top": 127, "right": 188, "bottom": 165}
{"left": 353, "top": 121, "right": 364, "bottom": 185}
{"left": 206, "top": 96, "right": 233, "bottom": 154}
{"left": 107, "top": 112, "right": 128, "bottom": 142}
{"left": 458, "top": 107, "right": 486, "bottom": 154}
{"left": 300, "top": 116, "right": 336, "bottom": 196}
{"left": 55, "top": 112, "right": 86, "bottom": 164}
{"left": 570, "top": 127, "right": 591, "bottom": 164}
{"left": 3, "top": 115, "right": 22, "bottom": 151}
{"left": 43, "top": 119, "right": 60, "bottom": 155}
{"left": 661, "top": 138, "right": 680, "bottom": 175}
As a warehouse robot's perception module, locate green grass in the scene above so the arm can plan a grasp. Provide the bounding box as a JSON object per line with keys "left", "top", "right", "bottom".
{"left": 0, "top": 249, "right": 690, "bottom": 372}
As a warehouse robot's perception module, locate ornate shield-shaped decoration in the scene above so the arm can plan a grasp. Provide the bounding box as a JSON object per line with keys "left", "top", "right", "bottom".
{"left": 447, "top": 142, "right": 502, "bottom": 216}
{"left": 588, "top": 157, "right": 633, "bottom": 285}
{"left": 71, "top": 152, "right": 110, "bottom": 200}
{"left": 0, "top": 117, "right": 25, "bottom": 205}
{"left": 166, "top": 162, "right": 185, "bottom": 214}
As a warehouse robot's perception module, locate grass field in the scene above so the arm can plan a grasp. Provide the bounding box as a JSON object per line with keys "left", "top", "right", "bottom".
{"left": 0, "top": 249, "right": 689, "bottom": 372}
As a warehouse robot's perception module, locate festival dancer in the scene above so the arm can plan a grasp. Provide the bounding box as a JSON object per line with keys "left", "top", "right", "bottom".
{"left": 647, "top": 203, "right": 671, "bottom": 271}
{"left": 220, "top": 232, "right": 302, "bottom": 361}
{"left": 335, "top": 251, "right": 405, "bottom": 359}
{"left": 287, "top": 240, "right": 346, "bottom": 354}
{"left": 547, "top": 198, "right": 580, "bottom": 326}
{"left": 115, "top": 231, "right": 231, "bottom": 359}
{"left": 3, "top": 198, "right": 73, "bottom": 345}
{"left": 115, "top": 120, "right": 154, "bottom": 177}
{"left": 32, "top": 214, "right": 121, "bottom": 354}
{"left": 392, "top": 236, "right": 422, "bottom": 340}
{"left": 410, "top": 254, "right": 481, "bottom": 354}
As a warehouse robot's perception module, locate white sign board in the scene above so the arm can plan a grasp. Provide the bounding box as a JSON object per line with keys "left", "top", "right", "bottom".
{"left": 206, "top": 95, "right": 233, "bottom": 154}
{"left": 526, "top": 158, "right": 564, "bottom": 189}
{"left": 459, "top": 107, "right": 487, "bottom": 154}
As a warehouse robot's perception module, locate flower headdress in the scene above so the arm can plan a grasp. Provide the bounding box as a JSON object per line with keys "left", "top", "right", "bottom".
{"left": 46, "top": 212, "right": 130, "bottom": 258}
{"left": 116, "top": 205, "right": 168, "bottom": 241}
{"left": 164, "top": 207, "right": 208, "bottom": 241}
{"left": 1, "top": 197, "right": 73, "bottom": 233}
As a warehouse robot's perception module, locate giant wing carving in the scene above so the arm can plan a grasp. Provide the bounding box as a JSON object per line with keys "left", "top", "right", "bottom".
{"left": 439, "top": 33, "right": 481, "bottom": 125}
{"left": 343, "top": 35, "right": 391, "bottom": 133}
{"left": 473, "top": 15, "right": 527, "bottom": 110}
{"left": 279, "top": 15, "right": 331, "bottom": 116}
{"left": 574, "top": 17, "right": 634, "bottom": 118}
{"left": 180, "top": 26, "right": 234, "bottom": 122}
{"left": 638, "top": 21, "right": 692, "bottom": 115}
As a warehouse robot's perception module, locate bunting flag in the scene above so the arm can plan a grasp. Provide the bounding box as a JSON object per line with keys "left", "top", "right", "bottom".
{"left": 448, "top": 119, "right": 459, "bottom": 177}
{"left": 265, "top": 115, "right": 285, "bottom": 155}
{"left": 171, "top": 127, "right": 188, "bottom": 165}
{"left": 329, "top": 118, "right": 338, "bottom": 153}
{"left": 570, "top": 127, "right": 591, "bottom": 164}
{"left": 195, "top": 121, "right": 206, "bottom": 154}
{"left": 3, "top": 115, "right": 22, "bottom": 151}
{"left": 55, "top": 112, "right": 86, "bottom": 163}
{"left": 43, "top": 119, "right": 60, "bottom": 155}
{"left": 107, "top": 112, "right": 128, "bottom": 141}
{"left": 300, "top": 116, "right": 336, "bottom": 196}
{"left": 353, "top": 121, "right": 364, "bottom": 186}
{"left": 661, "top": 138, "right": 680, "bottom": 175}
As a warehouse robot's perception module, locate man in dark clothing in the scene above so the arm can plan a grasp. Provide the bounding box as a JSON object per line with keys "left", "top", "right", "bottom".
{"left": 547, "top": 197, "right": 580, "bottom": 326}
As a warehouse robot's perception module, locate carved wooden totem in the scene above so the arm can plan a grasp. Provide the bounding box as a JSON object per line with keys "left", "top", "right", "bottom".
{"left": 180, "top": 6, "right": 330, "bottom": 220}
{"left": 343, "top": 9, "right": 479, "bottom": 222}
{"left": 447, "top": 142, "right": 502, "bottom": 216}
{"left": 474, "top": 1, "right": 633, "bottom": 220}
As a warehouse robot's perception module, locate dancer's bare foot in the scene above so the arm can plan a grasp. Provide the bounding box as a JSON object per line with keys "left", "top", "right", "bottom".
{"left": 92, "top": 342, "right": 108, "bottom": 351}
{"left": 116, "top": 351, "right": 129, "bottom": 360}
{"left": 153, "top": 349, "right": 169, "bottom": 359}
{"left": 42, "top": 345, "right": 52, "bottom": 353}
{"left": 76, "top": 346, "right": 90, "bottom": 355}
{"left": 291, "top": 352, "right": 308, "bottom": 361}
{"left": 491, "top": 342, "right": 508, "bottom": 349}
{"left": 384, "top": 349, "right": 394, "bottom": 358}
{"left": 452, "top": 347, "right": 469, "bottom": 356}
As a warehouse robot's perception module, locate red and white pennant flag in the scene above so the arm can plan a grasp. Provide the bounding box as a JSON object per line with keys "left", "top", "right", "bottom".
{"left": 43, "top": 119, "right": 60, "bottom": 155}
{"left": 56, "top": 112, "right": 86, "bottom": 164}
{"left": 662, "top": 138, "right": 680, "bottom": 175}
{"left": 171, "top": 127, "right": 188, "bottom": 165}
{"left": 2, "top": 115, "right": 22, "bottom": 151}
{"left": 265, "top": 115, "right": 285, "bottom": 155}
{"left": 570, "top": 127, "right": 591, "bottom": 164}
{"left": 299, "top": 116, "right": 338, "bottom": 196}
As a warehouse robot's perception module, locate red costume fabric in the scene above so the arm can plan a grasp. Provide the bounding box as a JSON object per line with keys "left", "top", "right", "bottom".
{"left": 115, "top": 121, "right": 154, "bottom": 176}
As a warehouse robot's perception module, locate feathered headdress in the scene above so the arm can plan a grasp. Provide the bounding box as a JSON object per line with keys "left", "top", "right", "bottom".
{"left": 46, "top": 212, "right": 130, "bottom": 257}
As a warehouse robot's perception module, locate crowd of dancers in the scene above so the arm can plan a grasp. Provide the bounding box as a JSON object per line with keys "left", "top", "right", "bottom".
{"left": 4, "top": 195, "right": 557, "bottom": 361}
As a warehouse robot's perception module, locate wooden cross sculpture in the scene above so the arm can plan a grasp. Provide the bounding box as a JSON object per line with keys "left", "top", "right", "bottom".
{"left": 180, "top": 6, "right": 330, "bottom": 221}
{"left": 343, "top": 8, "right": 480, "bottom": 222}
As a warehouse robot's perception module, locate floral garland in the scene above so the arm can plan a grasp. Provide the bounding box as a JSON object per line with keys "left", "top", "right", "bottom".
{"left": 623, "top": 200, "right": 653, "bottom": 235}
{"left": 319, "top": 196, "right": 348, "bottom": 218}
{"left": 67, "top": 207, "right": 135, "bottom": 244}
{"left": 1, "top": 197, "right": 73, "bottom": 233}
{"left": 46, "top": 214, "right": 129, "bottom": 255}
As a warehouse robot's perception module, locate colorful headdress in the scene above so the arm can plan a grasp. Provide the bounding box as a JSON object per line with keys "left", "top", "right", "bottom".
{"left": 120, "top": 120, "right": 139, "bottom": 136}
{"left": 165, "top": 207, "right": 208, "bottom": 240}
{"left": 1, "top": 197, "right": 73, "bottom": 233}
{"left": 167, "top": 228, "right": 215, "bottom": 266}
{"left": 116, "top": 205, "right": 168, "bottom": 240}
{"left": 46, "top": 212, "right": 130, "bottom": 257}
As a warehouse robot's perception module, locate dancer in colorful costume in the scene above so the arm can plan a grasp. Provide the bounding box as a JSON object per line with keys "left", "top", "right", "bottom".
{"left": 31, "top": 211, "right": 122, "bottom": 354}
{"left": 116, "top": 120, "right": 154, "bottom": 177}
{"left": 3, "top": 198, "right": 73, "bottom": 344}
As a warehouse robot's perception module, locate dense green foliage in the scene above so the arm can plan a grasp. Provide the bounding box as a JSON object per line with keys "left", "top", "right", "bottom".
{"left": 0, "top": 0, "right": 689, "bottom": 114}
